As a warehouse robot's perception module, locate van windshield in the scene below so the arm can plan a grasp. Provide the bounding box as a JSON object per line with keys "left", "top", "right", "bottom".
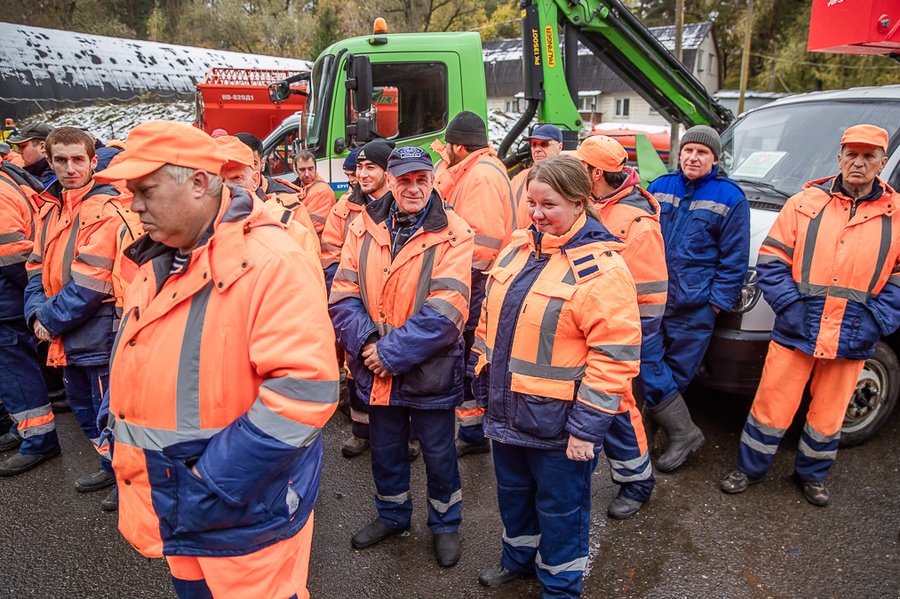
{"left": 721, "top": 100, "right": 900, "bottom": 203}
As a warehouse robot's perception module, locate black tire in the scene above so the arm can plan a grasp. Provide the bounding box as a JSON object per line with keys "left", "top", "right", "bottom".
{"left": 840, "top": 341, "right": 900, "bottom": 448}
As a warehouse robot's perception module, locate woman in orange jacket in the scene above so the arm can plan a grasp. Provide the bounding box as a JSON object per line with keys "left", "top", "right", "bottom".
{"left": 473, "top": 155, "right": 642, "bottom": 597}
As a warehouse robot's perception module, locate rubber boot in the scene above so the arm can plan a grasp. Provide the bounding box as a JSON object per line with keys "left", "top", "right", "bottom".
{"left": 648, "top": 392, "right": 704, "bottom": 472}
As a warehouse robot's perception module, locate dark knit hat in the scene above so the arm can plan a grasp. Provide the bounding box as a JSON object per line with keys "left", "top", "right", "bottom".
{"left": 445, "top": 111, "right": 488, "bottom": 146}
{"left": 342, "top": 148, "right": 360, "bottom": 171}
{"left": 357, "top": 140, "right": 395, "bottom": 171}
{"left": 680, "top": 125, "right": 721, "bottom": 159}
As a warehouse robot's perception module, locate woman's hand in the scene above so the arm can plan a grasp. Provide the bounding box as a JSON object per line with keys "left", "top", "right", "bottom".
{"left": 566, "top": 434, "right": 594, "bottom": 462}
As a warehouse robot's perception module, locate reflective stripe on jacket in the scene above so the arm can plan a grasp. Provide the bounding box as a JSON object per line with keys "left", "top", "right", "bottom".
{"left": 24, "top": 180, "right": 131, "bottom": 366}
{"left": 648, "top": 166, "right": 749, "bottom": 312}
{"left": 473, "top": 214, "right": 642, "bottom": 451}
{"left": 0, "top": 162, "right": 43, "bottom": 321}
{"left": 433, "top": 143, "right": 514, "bottom": 271}
{"left": 109, "top": 186, "right": 338, "bottom": 558}
{"left": 329, "top": 191, "right": 475, "bottom": 409}
{"left": 758, "top": 175, "right": 900, "bottom": 360}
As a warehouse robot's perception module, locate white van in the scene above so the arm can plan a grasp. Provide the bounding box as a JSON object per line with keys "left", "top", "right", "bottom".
{"left": 697, "top": 84, "right": 900, "bottom": 446}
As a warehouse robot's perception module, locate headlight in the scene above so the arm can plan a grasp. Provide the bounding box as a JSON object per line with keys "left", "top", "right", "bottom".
{"left": 731, "top": 268, "right": 761, "bottom": 313}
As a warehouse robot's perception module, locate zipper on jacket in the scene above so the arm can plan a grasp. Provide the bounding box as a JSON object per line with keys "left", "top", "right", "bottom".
{"left": 849, "top": 200, "right": 858, "bottom": 220}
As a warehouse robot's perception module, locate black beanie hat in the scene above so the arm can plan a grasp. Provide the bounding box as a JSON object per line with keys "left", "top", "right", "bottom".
{"left": 356, "top": 140, "right": 396, "bottom": 171}
{"left": 445, "top": 111, "right": 488, "bottom": 146}
{"left": 680, "top": 125, "right": 722, "bottom": 159}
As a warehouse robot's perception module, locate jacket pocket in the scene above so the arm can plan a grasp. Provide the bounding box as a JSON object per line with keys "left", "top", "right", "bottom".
{"left": 171, "top": 458, "right": 273, "bottom": 536}
{"left": 511, "top": 393, "right": 571, "bottom": 440}
{"left": 774, "top": 298, "right": 808, "bottom": 341}
{"left": 396, "top": 341, "right": 464, "bottom": 398}
{"left": 63, "top": 303, "right": 116, "bottom": 357}
{"left": 845, "top": 302, "right": 881, "bottom": 352}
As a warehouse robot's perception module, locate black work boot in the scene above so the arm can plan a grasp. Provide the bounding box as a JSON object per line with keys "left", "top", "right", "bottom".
{"left": 648, "top": 393, "right": 705, "bottom": 472}
{"left": 607, "top": 490, "right": 647, "bottom": 520}
{"left": 478, "top": 564, "right": 534, "bottom": 587}
{"left": 341, "top": 435, "right": 370, "bottom": 458}
{"left": 456, "top": 439, "right": 490, "bottom": 457}
{"left": 75, "top": 468, "right": 116, "bottom": 493}
{"left": 0, "top": 446, "right": 60, "bottom": 476}
{"left": 720, "top": 469, "right": 763, "bottom": 494}
{"left": 434, "top": 531, "right": 461, "bottom": 567}
{"left": 792, "top": 473, "right": 830, "bottom": 507}
{"left": 351, "top": 519, "right": 407, "bottom": 549}
{"left": 0, "top": 431, "right": 22, "bottom": 452}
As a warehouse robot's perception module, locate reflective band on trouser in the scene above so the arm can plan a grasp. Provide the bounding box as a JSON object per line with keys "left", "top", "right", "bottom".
{"left": 737, "top": 411, "right": 787, "bottom": 480}
{"left": 536, "top": 552, "right": 588, "bottom": 576}
{"left": 455, "top": 400, "right": 483, "bottom": 427}
{"left": 795, "top": 421, "right": 840, "bottom": 482}
{"left": 376, "top": 491, "right": 410, "bottom": 505}
{"left": 503, "top": 530, "right": 540, "bottom": 548}
{"left": 428, "top": 489, "right": 462, "bottom": 514}
{"left": 608, "top": 452, "right": 652, "bottom": 484}
{"left": 11, "top": 405, "right": 55, "bottom": 438}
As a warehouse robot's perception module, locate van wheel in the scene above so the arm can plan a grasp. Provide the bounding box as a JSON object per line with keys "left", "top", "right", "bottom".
{"left": 840, "top": 341, "right": 899, "bottom": 448}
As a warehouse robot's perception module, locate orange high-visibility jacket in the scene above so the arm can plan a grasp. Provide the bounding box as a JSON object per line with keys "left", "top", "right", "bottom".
{"left": 510, "top": 166, "right": 530, "bottom": 231}
{"left": 109, "top": 186, "right": 338, "bottom": 558}
{"left": 299, "top": 175, "right": 336, "bottom": 238}
{"left": 24, "top": 180, "right": 133, "bottom": 366}
{"left": 261, "top": 176, "right": 318, "bottom": 241}
{"left": 0, "top": 163, "right": 44, "bottom": 320}
{"left": 321, "top": 185, "right": 368, "bottom": 274}
{"left": 329, "top": 191, "right": 475, "bottom": 408}
{"left": 593, "top": 169, "right": 668, "bottom": 335}
{"left": 758, "top": 175, "right": 900, "bottom": 360}
{"left": 433, "top": 143, "right": 514, "bottom": 271}
{"left": 473, "top": 214, "right": 642, "bottom": 450}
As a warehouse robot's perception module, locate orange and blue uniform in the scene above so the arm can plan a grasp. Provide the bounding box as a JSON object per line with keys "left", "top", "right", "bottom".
{"left": 299, "top": 175, "right": 336, "bottom": 239}
{"left": 473, "top": 214, "right": 641, "bottom": 597}
{"left": 109, "top": 186, "right": 338, "bottom": 586}
{"left": 329, "top": 191, "right": 474, "bottom": 533}
{"left": 738, "top": 175, "right": 900, "bottom": 482}
{"left": 432, "top": 142, "right": 514, "bottom": 445}
{"left": 24, "top": 178, "right": 133, "bottom": 470}
{"left": 0, "top": 162, "right": 55, "bottom": 455}
{"left": 593, "top": 166, "right": 667, "bottom": 504}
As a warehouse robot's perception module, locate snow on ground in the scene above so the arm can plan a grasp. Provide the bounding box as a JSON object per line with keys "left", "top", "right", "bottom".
{"left": 21, "top": 101, "right": 529, "bottom": 147}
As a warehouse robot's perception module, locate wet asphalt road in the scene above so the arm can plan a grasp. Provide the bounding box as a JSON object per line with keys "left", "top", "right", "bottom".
{"left": 0, "top": 385, "right": 897, "bottom": 599}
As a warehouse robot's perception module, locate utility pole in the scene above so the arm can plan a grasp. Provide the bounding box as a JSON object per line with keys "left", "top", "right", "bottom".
{"left": 738, "top": 0, "right": 754, "bottom": 114}
{"left": 669, "top": 0, "right": 684, "bottom": 169}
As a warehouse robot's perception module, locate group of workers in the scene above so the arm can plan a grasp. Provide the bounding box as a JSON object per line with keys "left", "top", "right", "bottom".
{"left": 0, "top": 110, "right": 897, "bottom": 599}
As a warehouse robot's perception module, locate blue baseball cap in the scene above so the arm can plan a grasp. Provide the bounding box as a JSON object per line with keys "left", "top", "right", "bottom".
{"left": 529, "top": 124, "right": 563, "bottom": 143}
{"left": 386, "top": 146, "right": 433, "bottom": 176}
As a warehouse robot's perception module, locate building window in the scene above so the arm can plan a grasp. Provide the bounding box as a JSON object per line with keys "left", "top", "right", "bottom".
{"left": 708, "top": 53, "right": 715, "bottom": 75}
{"left": 615, "top": 98, "right": 630, "bottom": 117}
{"left": 697, "top": 50, "right": 704, "bottom": 72}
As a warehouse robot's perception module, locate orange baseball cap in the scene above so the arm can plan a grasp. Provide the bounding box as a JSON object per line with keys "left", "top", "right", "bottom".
{"left": 576, "top": 135, "right": 628, "bottom": 173}
{"left": 840, "top": 124, "right": 889, "bottom": 152}
{"left": 215, "top": 136, "right": 254, "bottom": 170}
{"left": 94, "top": 121, "right": 228, "bottom": 183}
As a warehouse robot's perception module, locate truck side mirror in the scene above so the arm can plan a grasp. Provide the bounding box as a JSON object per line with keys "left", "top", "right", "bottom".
{"left": 347, "top": 118, "right": 371, "bottom": 144}
{"left": 268, "top": 81, "right": 291, "bottom": 104}
{"left": 346, "top": 55, "right": 373, "bottom": 114}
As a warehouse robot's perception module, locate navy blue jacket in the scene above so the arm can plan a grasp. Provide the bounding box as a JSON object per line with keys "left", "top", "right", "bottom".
{"left": 648, "top": 166, "right": 750, "bottom": 312}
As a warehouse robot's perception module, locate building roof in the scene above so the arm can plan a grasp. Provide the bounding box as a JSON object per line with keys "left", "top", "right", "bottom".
{"left": 482, "top": 21, "right": 715, "bottom": 98}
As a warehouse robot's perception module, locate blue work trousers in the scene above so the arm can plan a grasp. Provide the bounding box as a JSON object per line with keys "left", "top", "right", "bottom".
{"left": 63, "top": 364, "right": 112, "bottom": 472}
{"left": 603, "top": 405, "right": 654, "bottom": 502}
{"left": 493, "top": 441, "right": 598, "bottom": 599}
{"left": 458, "top": 269, "right": 488, "bottom": 444}
{"left": 636, "top": 303, "right": 717, "bottom": 407}
{"left": 0, "top": 321, "right": 56, "bottom": 454}
{"left": 368, "top": 405, "right": 461, "bottom": 534}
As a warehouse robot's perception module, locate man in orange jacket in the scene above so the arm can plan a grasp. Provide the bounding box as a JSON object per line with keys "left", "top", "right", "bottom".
{"left": 293, "top": 149, "right": 336, "bottom": 239}
{"left": 432, "top": 111, "right": 514, "bottom": 456}
{"left": 13, "top": 128, "right": 133, "bottom": 513}
{"left": 721, "top": 124, "right": 900, "bottom": 507}
{"left": 0, "top": 161, "right": 56, "bottom": 468}
{"left": 330, "top": 146, "right": 474, "bottom": 568}
{"left": 578, "top": 135, "right": 668, "bottom": 519}
{"left": 94, "top": 121, "right": 338, "bottom": 598}
{"left": 510, "top": 124, "right": 563, "bottom": 229}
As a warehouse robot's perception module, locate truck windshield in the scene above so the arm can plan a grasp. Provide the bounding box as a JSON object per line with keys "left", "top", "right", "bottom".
{"left": 304, "top": 54, "right": 334, "bottom": 153}
{"left": 721, "top": 100, "right": 900, "bottom": 203}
